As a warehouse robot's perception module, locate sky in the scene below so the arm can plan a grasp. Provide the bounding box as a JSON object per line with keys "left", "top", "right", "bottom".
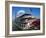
{"left": 12, "top": 7, "right": 40, "bottom": 21}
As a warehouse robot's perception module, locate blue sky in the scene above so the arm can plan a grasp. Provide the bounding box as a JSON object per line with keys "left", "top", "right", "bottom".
{"left": 12, "top": 7, "right": 40, "bottom": 21}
